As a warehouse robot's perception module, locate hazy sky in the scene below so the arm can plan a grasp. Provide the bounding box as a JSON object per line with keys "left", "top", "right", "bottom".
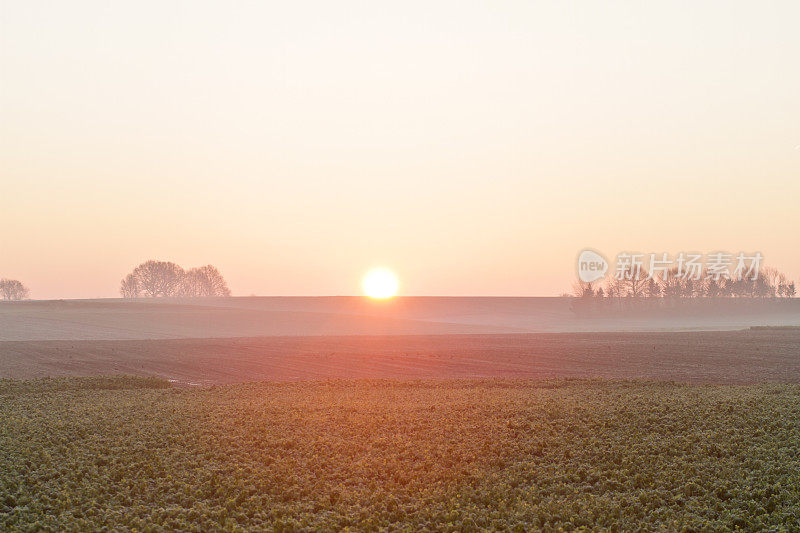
{"left": 2, "top": 1, "right": 799, "bottom": 298}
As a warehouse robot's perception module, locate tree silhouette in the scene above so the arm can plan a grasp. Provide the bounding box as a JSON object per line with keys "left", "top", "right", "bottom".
{"left": 120, "top": 261, "right": 231, "bottom": 298}
{"left": 0, "top": 279, "right": 30, "bottom": 300}
{"left": 120, "top": 273, "right": 140, "bottom": 298}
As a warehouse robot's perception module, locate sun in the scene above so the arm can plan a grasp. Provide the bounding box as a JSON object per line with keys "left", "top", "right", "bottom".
{"left": 362, "top": 268, "right": 399, "bottom": 299}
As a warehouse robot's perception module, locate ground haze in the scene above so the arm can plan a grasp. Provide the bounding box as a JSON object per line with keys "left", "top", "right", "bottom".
{"left": 2, "top": 297, "right": 799, "bottom": 341}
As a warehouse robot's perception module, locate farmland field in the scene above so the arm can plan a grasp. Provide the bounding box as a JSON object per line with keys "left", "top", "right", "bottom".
{"left": 1, "top": 329, "right": 799, "bottom": 384}
{"left": 1, "top": 302, "right": 798, "bottom": 530}
{"left": 1, "top": 377, "right": 799, "bottom": 531}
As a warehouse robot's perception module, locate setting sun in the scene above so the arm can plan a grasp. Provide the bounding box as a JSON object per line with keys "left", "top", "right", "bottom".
{"left": 362, "top": 268, "right": 399, "bottom": 299}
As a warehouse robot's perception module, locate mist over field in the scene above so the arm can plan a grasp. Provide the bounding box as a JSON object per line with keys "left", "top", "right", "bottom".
{"left": 2, "top": 297, "right": 799, "bottom": 341}
{"left": 1, "top": 297, "right": 798, "bottom": 387}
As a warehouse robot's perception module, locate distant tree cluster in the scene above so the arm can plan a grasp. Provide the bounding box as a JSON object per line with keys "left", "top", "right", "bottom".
{"left": 571, "top": 265, "right": 796, "bottom": 316}
{"left": 574, "top": 266, "right": 796, "bottom": 301}
{"left": 120, "top": 260, "right": 231, "bottom": 298}
{"left": 0, "top": 279, "right": 30, "bottom": 301}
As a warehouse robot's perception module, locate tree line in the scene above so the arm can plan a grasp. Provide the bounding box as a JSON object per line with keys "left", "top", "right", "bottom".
{"left": 0, "top": 279, "right": 29, "bottom": 301}
{"left": 120, "top": 260, "right": 231, "bottom": 298}
{"left": 574, "top": 266, "right": 796, "bottom": 300}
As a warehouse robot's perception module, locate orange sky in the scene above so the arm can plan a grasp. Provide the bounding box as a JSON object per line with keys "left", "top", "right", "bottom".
{"left": 1, "top": 1, "right": 799, "bottom": 299}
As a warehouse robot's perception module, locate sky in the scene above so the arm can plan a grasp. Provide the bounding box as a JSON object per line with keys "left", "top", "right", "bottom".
{"left": 1, "top": 1, "right": 799, "bottom": 299}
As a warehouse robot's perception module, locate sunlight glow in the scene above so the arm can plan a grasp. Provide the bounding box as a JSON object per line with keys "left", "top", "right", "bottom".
{"left": 362, "top": 268, "right": 399, "bottom": 299}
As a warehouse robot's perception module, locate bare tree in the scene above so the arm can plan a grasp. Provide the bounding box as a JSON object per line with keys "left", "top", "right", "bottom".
{"left": 727, "top": 267, "right": 785, "bottom": 298}
{"left": 119, "top": 273, "right": 140, "bottom": 298}
{"left": 612, "top": 264, "right": 650, "bottom": 298}
{"left": 0, "top": 279, "right": 30, "bottom": 301}
{"left": 571, "top": 279, "right": 595, "bottom": 298}
{"left": 121, "top": 261, "right": 231, "bottom": 298}
{"left": 760, "top": 267, "right": 781, "bottom": 298}
{"left": 754, "top": 274, "right": 773, "bottom": 298}
{"left": 680, "top": 276, "right": 701, "bottom": 299}
{"left": 130, "top": 260, "right": 185, "bottom": 297}
{"left": 200, "top": 265, "right": 231, "bottom": 296}
{"left": 704, "top": 278, "right": 721, "bottom": 298}
{"left": 728, "top": 270, "right": 753, "bottom": 297}
{"left": 660, "top": 268, "right": 682, "bottom": 299}
{"left": 179, "top": 266, "right": 231, "bottom": 297}
{"left": 604, "top": 276, "right": 622, "bottom": 301}
{"left": 776, "top": 272, "right": 790, "bottom": 298}
{"left": 717, "top": 277, "right": 733, "bottom": 297}
{"left": 178, "top": 268, "right": 206, "bottom": 297}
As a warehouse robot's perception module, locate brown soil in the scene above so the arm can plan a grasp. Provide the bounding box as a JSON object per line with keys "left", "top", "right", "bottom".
{"left": 1, "top": 329, "right": 797, "bottom": 384}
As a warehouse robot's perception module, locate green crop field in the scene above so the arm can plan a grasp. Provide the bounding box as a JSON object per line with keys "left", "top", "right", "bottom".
{"left": 2, "top": 377, "right": 799, "bottom": 531}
